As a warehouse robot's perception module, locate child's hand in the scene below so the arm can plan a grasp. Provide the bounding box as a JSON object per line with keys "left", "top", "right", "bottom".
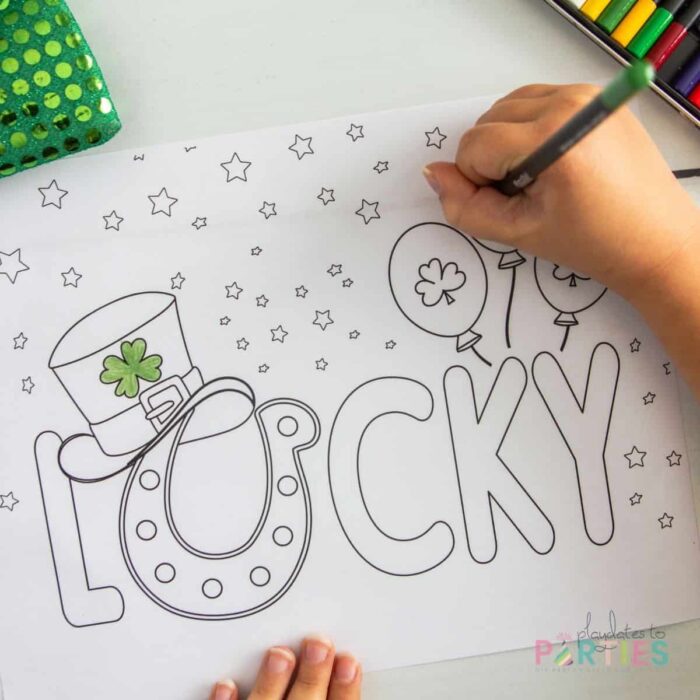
{"left": 423, "top": 84, "right": 698, "bottom": 301}
{"left": 209, "top": 636, "right": 361, "bottom": 700}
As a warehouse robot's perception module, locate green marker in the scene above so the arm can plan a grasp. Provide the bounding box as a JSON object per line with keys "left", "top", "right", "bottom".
{"left": 628, "top": 0, "right": 685, "bottom": 58}
{"left": 597, "top": 0, "right": 638, "bottom": 33}
{"left": 496, "top": 61, "right": 655, "bottom": 197}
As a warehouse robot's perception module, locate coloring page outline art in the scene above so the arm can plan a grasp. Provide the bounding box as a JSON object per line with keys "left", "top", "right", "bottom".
{"left": 35, "top": 291, "right": 320, "bottom": 625}
{"left": 0, "top": 96, "right": 699, "bottom": 700}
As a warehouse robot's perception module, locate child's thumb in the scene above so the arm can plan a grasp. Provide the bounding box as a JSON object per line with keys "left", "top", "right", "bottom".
{"left": 423, "top": 162, "right": 521, "bottom": 245}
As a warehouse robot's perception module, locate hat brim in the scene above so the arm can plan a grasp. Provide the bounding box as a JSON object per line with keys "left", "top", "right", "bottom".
{"left": 58, "top": 377, "right": 255, "bottom": 483}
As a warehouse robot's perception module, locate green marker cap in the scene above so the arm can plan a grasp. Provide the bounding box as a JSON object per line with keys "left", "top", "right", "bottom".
{"left": 628, "top": 8, "right": 676, "bottom": 59}
{"left": 600, "top": 61, "right": 656, "bottom": 110}
{"left": 597, "top": 0, "right": 638, "bottom": 34}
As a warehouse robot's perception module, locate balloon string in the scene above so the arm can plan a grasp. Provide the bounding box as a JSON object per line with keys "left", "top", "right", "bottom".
{"left": 471, "top": 346, "right": 492, "bottom": 367}
{"left": 560, "top": 326, "right": 571, "bottom": 352}
{"left": 505, "top": 267, "right": 516, "bottom": 349}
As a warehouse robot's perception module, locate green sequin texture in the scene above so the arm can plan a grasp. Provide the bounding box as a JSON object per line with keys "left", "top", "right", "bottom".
{"left": 0, "top": 0, "right": 120, "bottom": 177}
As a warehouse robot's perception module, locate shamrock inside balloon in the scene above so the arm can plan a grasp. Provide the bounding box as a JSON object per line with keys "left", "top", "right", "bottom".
{"left": 389, "top": 222, "right": 489, "bottom": 362}
{"left": 415, "top": 258, "right": 467, "bottom": 307}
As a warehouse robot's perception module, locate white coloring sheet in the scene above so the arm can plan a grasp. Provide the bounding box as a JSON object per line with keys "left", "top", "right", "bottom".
{"left": 0, "top": 97, "right": 699, "bottom": 699}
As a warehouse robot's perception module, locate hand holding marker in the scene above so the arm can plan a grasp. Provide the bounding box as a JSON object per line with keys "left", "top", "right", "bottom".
{"left": 496, "top": 61, "right": 655, "bottom": 196}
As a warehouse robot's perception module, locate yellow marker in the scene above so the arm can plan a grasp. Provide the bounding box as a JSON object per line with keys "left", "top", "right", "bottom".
{"left": 611, "top": 0, "right": 658, "bottom": 45}
{"left": 581, "top": 0, "right": 614, "bottom": 20}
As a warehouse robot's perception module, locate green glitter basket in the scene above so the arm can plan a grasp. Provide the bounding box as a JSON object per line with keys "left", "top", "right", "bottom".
{"left": 0, "top": 0, "right": 120, "bottom": 178}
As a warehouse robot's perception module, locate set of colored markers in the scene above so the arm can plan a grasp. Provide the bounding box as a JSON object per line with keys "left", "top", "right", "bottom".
{"left": 545, "top": 0, "right": 700, "bottom": 126}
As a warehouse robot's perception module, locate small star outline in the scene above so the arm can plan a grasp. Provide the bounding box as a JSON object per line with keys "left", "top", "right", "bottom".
{"left": 38, "top": 179, "right": 68, "bottom": 208}
{"left": 346, "top": 124, "right": 364, "bottom": 142}
{"left": 624, "top": 446, "right": 646, "bottom": 469}
{"left": 148, "top": 187, "right": 178, "bottom": 217}
{"left": 0, "top": 249, "right": 29, "bottom": 284}
{"left": 289, "top": 134, "right": 314, "bottom": 160}
{"left": 355, "top": 199, "right": 380, "bottom": 224}
{"left": 313, "top": 310, "right": 334, "bottom": 331}
{"left": 226, "top": 281, "right": 243, "bottom": 299}
{"left": 61, "top": 267, "right": 82, "bottom": 287}
{"left": 425, "top": 127, "right": 447, "bottom": 149}
{"left": 103, "top": 210, "right": 124, "bottom": 231}
{"left": 259, "top": 202, "right": 277, "bottom": 219}
{"left": 318, "top": 188, "right": 335, "bottom": 205}
{"left": 13, "top": 332, "right": 28, "bottom": 350}
{"left": 667, "top": 451, "right": 682, "bottom": 467}
{"left": 0, "top": 492, "right": 19, "bottom": 512}
{"left": 271, "top": 325, "right": 289, "bottom": 343}
{"left": 170, "top": 272, "right": 186, "bottom": 290}
{"left": 221, "top": 152, "right": 252, "bottom": 183}
{"left": 658, "top": 512, "right": 674, "bottom": 529}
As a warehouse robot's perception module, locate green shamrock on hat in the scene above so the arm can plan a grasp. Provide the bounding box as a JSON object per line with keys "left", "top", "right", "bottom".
{"left": 100, "top": 338, "right": 163, "bottom": 398}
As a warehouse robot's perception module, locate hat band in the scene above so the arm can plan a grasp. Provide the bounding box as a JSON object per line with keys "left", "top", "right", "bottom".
{"left": 90, "top": 367, "right": 203, "bottom": 456}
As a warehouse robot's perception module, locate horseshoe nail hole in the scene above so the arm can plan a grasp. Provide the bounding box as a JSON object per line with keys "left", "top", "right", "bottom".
{"left": 202, "top": 578, "right": 223, "bottom": 599}
{"left": 250, "top": 566, "right": 271, "bottom": 587}
{"left": 136, "top": 520, "right": 157, "bottom": 541}
{"left": 155, "top": 563, "right": 175, "bottom": 584}
{"left": 277, "top": 415, "right": 298, "bottom": 437}
{"left": 273, "top": 526, "right": 294, "bottom": 547}
{"left": 139, "top": 470, "right": 160, "bottom": 491}
{"left": 277, "top": 475, "right": 298, "bottom": 497}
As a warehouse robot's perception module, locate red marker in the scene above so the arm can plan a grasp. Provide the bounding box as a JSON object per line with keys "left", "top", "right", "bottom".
{"left": 646, "top": 0, "right": 700, "bottom": 69}
{"left": 657, "top": 22, "right": 699, "bottom": 82}
{"left": 691, "top": 81, "right": 700, "bottom": 106}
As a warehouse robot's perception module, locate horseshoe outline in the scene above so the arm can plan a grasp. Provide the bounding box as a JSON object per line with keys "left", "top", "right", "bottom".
{"left": 119, "top": 397, "right": 320, "bottom": 620}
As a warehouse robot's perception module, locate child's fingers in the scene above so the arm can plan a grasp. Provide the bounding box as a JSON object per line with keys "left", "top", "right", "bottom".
{"left": 328, "top": 654, "right": 362, "bottom": 700}
{"left": 209, "top": 679, "right": 238, "bottom": 700}
{"left": 286, "top": 635, "right": 336, "bottom": 700}
{"left": 455, "top": 122, "right": 538, "bottom": 186}
{"left": 248, "top": 647, "right": 297, "bottom": 700}
{"left": 423, "top": 162, "right": 527, "bottom": 244}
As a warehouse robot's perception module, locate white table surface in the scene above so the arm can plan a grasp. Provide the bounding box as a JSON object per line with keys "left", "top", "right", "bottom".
{"left": 64, "top": 0, "right": 700, "bottom": 697}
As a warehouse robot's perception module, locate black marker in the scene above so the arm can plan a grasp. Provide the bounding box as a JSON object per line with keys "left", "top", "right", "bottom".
{"left": 496, "top": 61, "right": 655, "bottom": 197}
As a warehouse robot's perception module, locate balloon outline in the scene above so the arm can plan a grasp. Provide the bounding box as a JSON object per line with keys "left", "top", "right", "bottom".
{"left": 389, "top": 222, "right": 490, "bottom": 364}
{"left": 534, "top": 258, "right": 607, "bottom": 351}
